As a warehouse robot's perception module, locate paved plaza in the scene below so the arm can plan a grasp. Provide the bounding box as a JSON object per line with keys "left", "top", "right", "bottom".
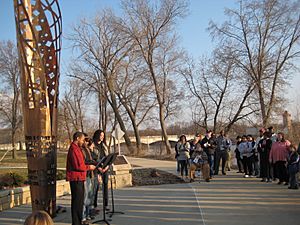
{"left": 0, "top": 157, "right": 299, "bottom": 225}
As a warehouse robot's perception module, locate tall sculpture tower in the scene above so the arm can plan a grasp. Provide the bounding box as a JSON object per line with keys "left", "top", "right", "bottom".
{"left": 282, "top": 110, "right": 292, "bottom": 134}
{"left": 13, "top": 0, "right": 62, "bottom": 217}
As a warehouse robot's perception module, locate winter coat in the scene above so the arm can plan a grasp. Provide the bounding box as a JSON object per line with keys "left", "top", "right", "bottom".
{"left": 66, "top": 142, "right": 90, "bottom": 181}
{"left": 216, "top": 136, "right": 231, "bottom": 152}
{"left": 269, "top": 140, "right": 290, "bottom": 163}
{"left": 177, "top": 142, "right": 190, "bottom": 161}
{"left": 287, "top": 151, "right": 299, "bottom": 174}
{"left": 238, "top": 141, "right": 253, "bottom": 158}
{"left": 201, "top": 136, "right": 216, "bottom": 155}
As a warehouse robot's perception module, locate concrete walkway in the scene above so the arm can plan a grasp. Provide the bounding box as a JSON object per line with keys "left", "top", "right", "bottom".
{"left": 0, "top": 157, "right": 300, "bottom": 225}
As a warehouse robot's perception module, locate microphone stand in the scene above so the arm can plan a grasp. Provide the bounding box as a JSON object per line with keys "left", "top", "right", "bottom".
{"left": 106, "top": 164, "right": 124, "bottom": 218}
{"left": 92, "top": 171, "right": 111, "bottom": 225}
{"left": 93, "top": 153, "right": 118, "bottom": 224}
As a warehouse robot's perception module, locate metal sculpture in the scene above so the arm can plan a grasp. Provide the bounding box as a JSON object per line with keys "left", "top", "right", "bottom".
{"left": 13, "top": 0, "right": 62, "bottom": 217}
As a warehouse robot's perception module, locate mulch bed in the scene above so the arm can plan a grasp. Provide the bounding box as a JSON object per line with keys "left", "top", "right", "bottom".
{"left": 132, "top": 168, "right": 185, "bottom": 186}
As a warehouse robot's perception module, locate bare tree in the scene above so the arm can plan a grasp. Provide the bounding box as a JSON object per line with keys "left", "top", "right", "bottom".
{"left": 0, "top": 41, "right": 21, "bottom": 159}
{"left": 115, "top": 55, "right": 157, "bottom": 154}
{"left": 68, "top": 10, "right": 136, "bottom": 153}
{"left": 181, "top": 51, "right": 258, "bottom": 133}
{"left": 209, "top": 0, "right": 300, "bottom": 126}
{"left": 163, "top": 79, "right": 183, "bottom": 121}
{"left": 121, "top": 0, "right": 188, "bottom": 154}
{"left": 60, "top": 79, "right": 88, "bottom": 133}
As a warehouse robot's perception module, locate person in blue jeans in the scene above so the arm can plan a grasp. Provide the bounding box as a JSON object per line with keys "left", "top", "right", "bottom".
{"left": 177, "top": 134, "right": 190, "bottom": 179}
{"left": 201, "top": 130, "right": 216, "bottom": 178}
{"left": 82, "top": 137, "right": 96, "bottom": 224}
{"left": 214, "top": 130, "right": 231, "bottom": 175}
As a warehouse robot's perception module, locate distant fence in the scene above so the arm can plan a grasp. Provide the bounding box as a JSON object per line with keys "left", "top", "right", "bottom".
{"left": 0, "top": 135, "right": 196, "bottom": 151}
{"left": 0, "top": 142, "right": 69, "bottom": 151}
{"left": 126, "top": 135, "right": 194, "bottom": 145}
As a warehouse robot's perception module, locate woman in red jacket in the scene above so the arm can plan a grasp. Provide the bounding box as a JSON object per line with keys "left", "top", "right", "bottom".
{"left": 269, "top": 132, "right": 290, "bottom": 185}
{"left": 66, "top": 132, "right": 96, "bottom": 225}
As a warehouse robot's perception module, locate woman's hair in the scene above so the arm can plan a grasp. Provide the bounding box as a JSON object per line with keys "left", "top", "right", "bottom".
{"left": 277, "top": 132, "right": 286, "bottom": 142}
{"left": 84, "top": 137, "right": 94, "bottom": 147}
{"left": 72, "top": 131, "right": 84, "bottom": 141}
{"left": 263, "top": 131, "right": 271, "bottom": 138}
{"left": 93, "top": 129, "right": 105, "bottom": 143}
{"left": 24, "top": 210, "right": 53, "bottom": 225}
{"left": 179, "top": 134, "right": 187, "bottom": 142}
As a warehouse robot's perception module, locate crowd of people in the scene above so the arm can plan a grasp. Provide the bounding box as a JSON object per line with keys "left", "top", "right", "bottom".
{"left": 66, "top": 130, "right": 110, "bottom": 225}
{"left": 175, "top": 130, "right": 232, "bottom": 182}
{"left": 22, "top": 128, "right": 299, "bottom": 225}
{"left": 236, "top": 127, "right": 299, "bottom": 190}
{"left": 175, "top": 127, "right": 300, "bottom": 190}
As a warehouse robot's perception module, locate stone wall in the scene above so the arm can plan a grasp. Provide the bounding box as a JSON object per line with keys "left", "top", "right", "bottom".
{"left": 112, "top": 156, "right": 132, "bottom": 188}
{"left": 0, "top": 180, "right": 70, "bottom": 211}
{"left": 0, "top": 160, "right": 133, "bottom": 211}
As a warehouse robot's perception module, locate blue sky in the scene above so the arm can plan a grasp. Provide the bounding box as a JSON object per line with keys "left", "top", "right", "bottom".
{"left": 1, "top": 0, "right": 299, "bottom": 117}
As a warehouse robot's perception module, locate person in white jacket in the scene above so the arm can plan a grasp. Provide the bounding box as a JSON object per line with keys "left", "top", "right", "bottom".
{"left": 238, "top": 135, "right": 254, "bottom": 178}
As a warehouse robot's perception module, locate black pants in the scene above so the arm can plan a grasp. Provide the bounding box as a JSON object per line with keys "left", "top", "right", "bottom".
{"left": 179, "top": 160, "right": 188, "bottom": 176}
{"left": 70, "top": 181, "right": 84, "bottom": 225}
{"left": 242, "top": 156, "right": 253, "bottom": 175}
{"left": 176, "top": 159, "right": 181, "bottom": 172}
{"left": 260, "top": 152, "right": 272, "bottom": 180}
{"left": 236, "top": 155, "right": 243, "bottom": 172}
{"left": 214, "top": 151, "right": 227, "bottom": 174}
{"left": 274, "top": 161, "right": 288, "bottom": 182}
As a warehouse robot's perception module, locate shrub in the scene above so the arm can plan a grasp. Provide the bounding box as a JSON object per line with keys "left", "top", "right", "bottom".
{"left": 0, "top": 172, "right": 26, "bottom": 188}
{"left": 56, "top": 170, "right": 66, "bottom": 180}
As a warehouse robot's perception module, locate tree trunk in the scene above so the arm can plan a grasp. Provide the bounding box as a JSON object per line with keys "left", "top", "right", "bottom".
{"left": 11, "top": 131, "right": 17, "bottom": 159}
{"left": 159, "top": 104, "right": 171, "bottom": 155}
{"left": 125, "top": 111, "right": 142, "bottom": 155}
{"left": 63, "top": 107, "right": 72, "bottom": 142}
{"left": 257, "top": 84, "right": 268, "bottom": 127}
{"left": 148, "top": 62, "right": 172, "bottom": 155}
{"left": 132, "top": 120, "right": 142, "bottom": 155}
{"left": 98, "top": 91, "right": 102, "bottom": 129}
{"left": 103, "top": 97, "right": 107, "bottom": 132}
{"left": 109, "top": 91, "right": 134, "bottom": 154}
{"left": 119, "top": 98, "right": 142, "bottom": 155}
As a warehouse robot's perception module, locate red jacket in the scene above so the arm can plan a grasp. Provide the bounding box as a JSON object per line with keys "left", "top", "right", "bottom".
{"left": 66, "top": 142, "right": 89, "bottom": 181}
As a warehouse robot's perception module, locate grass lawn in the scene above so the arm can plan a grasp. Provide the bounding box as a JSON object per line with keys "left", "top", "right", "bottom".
{"left": 0, "top": 150, "right": 68, "bottom": 188}
{"left": 0, "top": 150, "right": 67, "bottom": 168}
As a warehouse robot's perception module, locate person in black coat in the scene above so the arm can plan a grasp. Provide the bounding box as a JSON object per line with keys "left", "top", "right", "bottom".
{"left": 257, "top": 131, "right": 273, "bottom": 182}
{"left": 200, "top": 130, "right": 216, "bottom": 178}
{"left": 287, "top": 145, "right": 299, "bottom": 189}
{"left": 235, "top": 136, "right": 243, "bottom": 173}
{"left": 92, "top": 130, "right": 110, "bottom": 211}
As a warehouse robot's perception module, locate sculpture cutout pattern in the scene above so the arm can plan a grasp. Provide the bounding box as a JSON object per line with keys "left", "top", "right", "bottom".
{"left": 13, "top": 0, "right": 62, "bottom": 217}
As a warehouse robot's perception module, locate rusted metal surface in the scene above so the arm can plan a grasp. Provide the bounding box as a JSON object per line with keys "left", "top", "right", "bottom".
{"left": 13, "top": 0, "right": 62, "bottom": 217}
